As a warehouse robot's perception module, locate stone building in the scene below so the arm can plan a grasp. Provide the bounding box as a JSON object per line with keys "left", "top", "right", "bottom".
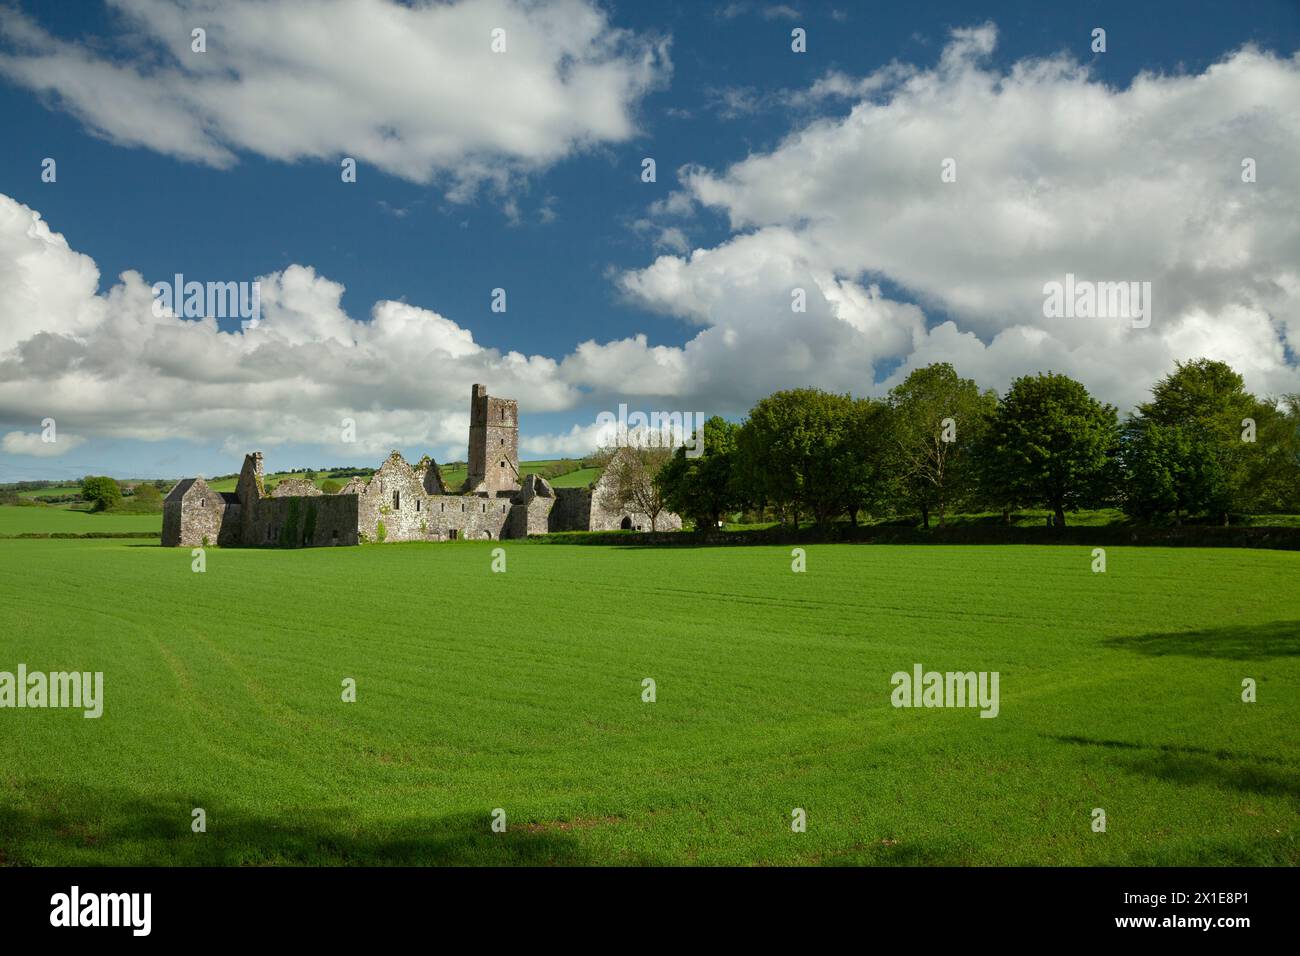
{"left": 162, "top": 384, "right": 681, "bottom": 547}
{"left": 465, "top": 384, "right": 519, "bottom": 496}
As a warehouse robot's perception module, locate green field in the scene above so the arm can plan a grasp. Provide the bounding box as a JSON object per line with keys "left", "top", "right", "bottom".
{"left": 16, "top": 485, "right": 83, "bottom": 499}
{"left": 0, "top": 505, "right": 162, "bottom": 535}
{"left": 436, "top": 461, "right": 600, "bottom": 490}
{"left": 0, "top": 538, "right": 1295, "bottom": 866}
{"left": 205, "top": 472, "right": 333, "bottom": 494}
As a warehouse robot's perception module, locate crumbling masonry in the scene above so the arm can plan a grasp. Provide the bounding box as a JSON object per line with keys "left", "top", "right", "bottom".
{"left": 162, "top": 384, "right": 681, "bottom": 547}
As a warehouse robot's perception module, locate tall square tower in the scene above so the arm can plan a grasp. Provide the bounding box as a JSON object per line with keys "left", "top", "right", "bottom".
{"left": 467, "top": 384, "right": 520, "bottom": 495}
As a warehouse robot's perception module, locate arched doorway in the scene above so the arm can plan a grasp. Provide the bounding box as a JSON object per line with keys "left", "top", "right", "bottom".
{"left": 620, "top": 516, "right": 633, "bottom": 530}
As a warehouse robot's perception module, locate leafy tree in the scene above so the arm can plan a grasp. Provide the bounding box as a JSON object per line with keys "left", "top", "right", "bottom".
{"left": 1248, "top": 394, "right": 1300, "bottom": 513}
{"left": 656, "top": 416, "right": 741, "bottom": 530}
{"left": 735, "top": 388, "right": 862, "bottom": 527}
{"left": 972, "top": 427, "right": 1020, "bottom": 525}
{"left": 319, "top": 478, "right": 343, "bottom": 495}
{"left": 1141, "top": 358, "right": 1254, "bottom": 427}
{"left": 886, "top": 363, "right": 997, "bottom": 528}
{"left": 133, "top": 484, "right": 163, "bottom": 506}
{"left": 1130, "top": 359, "right": 1294, "bottom": 522}
{"left": 80, "top": 476, "right": 122, "bottom": 512}
{"left": 1121, "top": 419, "right": 1228, "bottom": 522}
{"left": 841, "top": 397, "right": 894, "bottom": 526}
{"left": 985, "top": 373, "right": 1118, "bottom": 528}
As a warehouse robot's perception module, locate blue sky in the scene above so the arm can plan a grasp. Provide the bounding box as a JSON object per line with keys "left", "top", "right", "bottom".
{"left": 1, "top": 0, "right": 1298, "bottom": 482}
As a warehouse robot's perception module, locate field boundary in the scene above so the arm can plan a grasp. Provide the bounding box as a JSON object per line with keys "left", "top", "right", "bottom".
{"left": 0, "top": 531, "right": 160, "bottom": 540}
{"left": 7, "top": 525, "right": 1300, "bottom": 549}
{"left": 531, "top": 524, "right": 1300, "bottom": 550}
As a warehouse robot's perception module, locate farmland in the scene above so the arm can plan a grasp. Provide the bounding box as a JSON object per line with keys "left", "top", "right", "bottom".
{"left": 0, "top": 538, "right": 1295, "bottom": 865}
{"left": 0, "top": 506, "right": 161, "bottom": 535}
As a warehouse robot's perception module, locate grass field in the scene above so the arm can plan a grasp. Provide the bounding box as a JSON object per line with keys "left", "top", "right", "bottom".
{"left": 435, "top": 461, "right": 599, "bottom": 490}
{"left": 0, "top": 505, "right": 161, "bottom": 535}
{"left": 205, "top": 472, "right": 334, "bottom": 494}
{"left": 16, "top": 485, "right": 83, "bottom": 499}
{"left": 0, "top": 538, "right": 1295, "bottom": 866}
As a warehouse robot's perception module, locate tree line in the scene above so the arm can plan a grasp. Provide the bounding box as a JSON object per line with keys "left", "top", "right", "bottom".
{"left": 647, "top": 359, "right": 1300, "bottom": 530}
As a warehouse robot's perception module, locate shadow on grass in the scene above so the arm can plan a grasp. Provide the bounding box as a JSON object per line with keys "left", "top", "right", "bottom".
{"left": 1103, "top": 620, "right": 1300, "bottom": 660}
{"left": 0, "top": 783, "right": 653, "bottom": 866}
{"left": 1051, "top": 735, "right": 1299, "bottom": 798}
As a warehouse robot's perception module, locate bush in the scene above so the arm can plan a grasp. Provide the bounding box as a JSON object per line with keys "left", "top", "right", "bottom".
{"left": 107, "top": 483, "right": 163, "bottom": 514}
{"left": 376, "top": 520, "right": 387, "bottom": 543}
{"left": 81, "top": 476, "right": 122, "bottom": 512}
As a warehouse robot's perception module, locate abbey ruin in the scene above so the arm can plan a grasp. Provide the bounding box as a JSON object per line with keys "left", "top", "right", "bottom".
{"left": 162, "top": 385, "right": 681, "bottom": 547}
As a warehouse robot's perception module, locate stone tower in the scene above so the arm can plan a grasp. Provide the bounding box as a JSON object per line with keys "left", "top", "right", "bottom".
{"left": 467, "top": 384, "right": 520, "bottom": 495}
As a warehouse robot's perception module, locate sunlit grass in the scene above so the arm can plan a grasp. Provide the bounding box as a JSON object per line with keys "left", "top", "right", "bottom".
{"left": 0, "top": 538, "right": 1295, "bottom": 865}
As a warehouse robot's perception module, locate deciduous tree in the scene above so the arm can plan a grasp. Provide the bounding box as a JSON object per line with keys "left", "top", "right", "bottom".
{"left": 985, "top": 373, "right": 1118, "bottom": 528}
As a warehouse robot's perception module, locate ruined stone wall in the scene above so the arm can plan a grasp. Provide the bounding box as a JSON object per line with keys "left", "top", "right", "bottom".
{"left": 163, "top": 480, "right": 238, "bottom": 547}
{"left": 506, "top": 495, "right": 555, "bottom": 537}
{"left": 354, "top": 451, "right": 513, "bottom": 542}
{"left": 650, "top": 510, "right": 683, "bottom": 532}
{"left": 270, "top": 478, "right": 322, "bottom": 497}
{"left": 161, "top": 500, "right": 184, "bottom": 546}
{"left": 550, "top": 487, "right": 594, "bottom": 532}
{"left": 216, "top": 503, "right": 243, "bottom": 545}
{"left": 245, "top": 493, "right": 359, "bottom": 547}
{"left": 236, "top": 452, "right": 266, "bottom": 543}
{"left": 415, "top": 456, "right": 447, "bottom": 495}
{"left": 587, "top": 477, "right": 626, "bottom": 531}
{"left": 424, "top": 494, "right": 512, "bottom": 540}
{"left": 524, "top": 495, "right": 554, "bottom": 534}
{"left": 548, "top": 463, "right": 687, "bottom": 533}
{"left": 599, "top": 505, "right": 683, "bottom": 532}
{"left": 587, "top": 493, "right": 683, "bottom": 533}
{"left": 358, "top": 453, "right": 434, "bottom": 543}
{"left": 586, "top": 466, "right": 684, "bottom": 533}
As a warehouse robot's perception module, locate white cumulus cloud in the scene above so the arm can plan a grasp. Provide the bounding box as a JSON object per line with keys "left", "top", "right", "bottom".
{"left": 0, "top": 0, "right": 669, "bottom": 197}
{"left": 623, "top": 24, "right": 1300, "bottom": 409}
{"left": 1, "top": 430, "right": 85, "bottom": 457}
